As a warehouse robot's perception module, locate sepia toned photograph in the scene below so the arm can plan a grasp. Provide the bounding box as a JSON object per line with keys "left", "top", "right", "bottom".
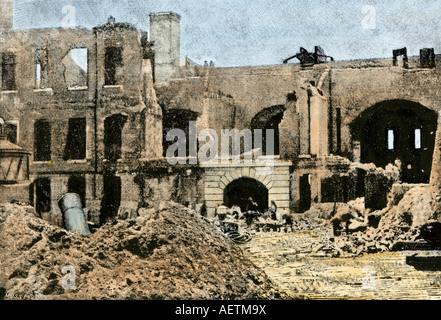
{"left": 1, "top": 0, "right": 441, "bottom": 307}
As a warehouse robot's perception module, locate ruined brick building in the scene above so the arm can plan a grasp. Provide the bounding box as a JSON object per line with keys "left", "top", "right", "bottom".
{"left": 1, "top": 0, "right": 441, "bottom": 225}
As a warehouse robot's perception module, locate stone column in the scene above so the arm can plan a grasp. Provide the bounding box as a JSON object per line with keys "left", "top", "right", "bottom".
{"left": 0, "top": 0, "right": 12, "bottom": 33}
{"left": 142, "top": 59, "right": 163, "bottom": 160}
{"left": 117, "top": 173, "right": 140, "bottom": 219}
{"left": 86, "top": 173, "right": 103, "bottom": 224}
{"left": 430, "top": 112, "right": 441, "bottom": 219}
{"left": 298, "top": 88, "right": 310, "bottom": 156}
{"left": 279, "top": 98, "right": 300, "bottom": 160}
{"left": 309, "top": 86, "right": 328, "bottom": 157}
{"left": 51, "top": 175, "right": 69, "bottom": 226}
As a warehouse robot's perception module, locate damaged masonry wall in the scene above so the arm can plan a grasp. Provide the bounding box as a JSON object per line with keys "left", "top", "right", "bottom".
{"left": 158, "top": 53, "right": 441, "bottom": 217}
{"left": 2, "top": 1, "right": 441, "bottom": 227}
{"left": 0, "top": 18, "right": 170, "bottom": 225}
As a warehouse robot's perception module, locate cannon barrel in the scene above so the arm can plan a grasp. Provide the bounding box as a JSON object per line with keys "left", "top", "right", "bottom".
{"left": 58, "top": 193, "right": 91, "bottom": 236}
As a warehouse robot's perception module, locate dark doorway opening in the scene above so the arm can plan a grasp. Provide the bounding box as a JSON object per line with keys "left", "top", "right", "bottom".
{"left": 351, "top": 100, "right": 437, "bottom": 183}
{"left": 5, "top": 123, "right": 17, "bottom": 144}
{"left": 68, "top": 175, "right": 86, "bottom": 208}
{"left": 2, "top": 52, "right": 16, "bottom": 91}
{"left": 34, "top": 120, "right": 51, "bottom": 161}
{"left": 100, "top": 174, "right": 121, "bottom": 224}
{"left": 355, "top": 169, "right": 367, "bottom": 198}
{"left": 299, "top": 174, "right": 311, "bottom": 212}
{"left": 105, "top": 46, "right": 123, "bottom": 85}
{"left": 35, "top": 178, "right": 51, "bottom": 214}
{"left": 263, "top": 112, "right": 284, "bottom": 155}
{"left": 64, "top": 118, "right": 86, "bottom": 160}
{"left": 251, "top": 105, "right": 285, "bottom": 156}
{"left": 224, "top": 178, "right": 268, "bottom": 212}
{"left": 162, "top": 109, "right": 199, "bottom": 157}
{"left": 104, "top": 114, "right": 127, "bottom": 161}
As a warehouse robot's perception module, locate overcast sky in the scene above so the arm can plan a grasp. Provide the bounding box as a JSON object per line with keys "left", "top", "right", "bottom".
{"left": 10, "top": 0, "right": 441, "bottom": 66}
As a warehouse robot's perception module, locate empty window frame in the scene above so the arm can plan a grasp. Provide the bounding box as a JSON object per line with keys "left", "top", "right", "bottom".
{"left": 104, "top": 114, "right": 127, "bottom": 161}
{"left": 34, "top": 120, "right": 51, "bottom": 161}
{"left": 35, "top": 48, "right": 48, "bottom": 89}
{"left": 62, "top": 47, "right": 88, "bottom": 88}
{"left": 64, "top": 118, "right": 86, "bottom": 160}
{"left": 68, "top": 175, "right": 86, "bottom": 208}
{"left": 4, "top": 121, "right": 17, "bottom": 144}
{"left": 104, "top": 46, "right": 123, "bottom": 85}
{"left": 2, "top": 52, "right": 16, "bottom": 90}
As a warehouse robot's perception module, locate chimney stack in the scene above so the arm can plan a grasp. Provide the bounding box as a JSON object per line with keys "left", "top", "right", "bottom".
{"left": 0, "top": 0, "right": 13, "bottom": 33}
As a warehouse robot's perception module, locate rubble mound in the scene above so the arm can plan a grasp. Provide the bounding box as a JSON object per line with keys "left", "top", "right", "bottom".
{"left": 0, "top": 202, "right": 287, "bottom": 300}
{"left": 317, "top": 185, "right": 436, "bottom": 257}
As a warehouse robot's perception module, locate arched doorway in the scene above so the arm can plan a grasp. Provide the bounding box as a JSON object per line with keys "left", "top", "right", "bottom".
{"left": 224, "top": 177, "right": 269, "bottom": 212}
{"left": 351, "top": 100, "right": 437, "bottom": 183}
{"left": 251, "top": 105, "right": 285, "bottom": 156}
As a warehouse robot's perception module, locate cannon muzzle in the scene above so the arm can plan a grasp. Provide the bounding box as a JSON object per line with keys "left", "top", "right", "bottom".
{"left": 58, "top": 193, "right": 91, "bottom": 236}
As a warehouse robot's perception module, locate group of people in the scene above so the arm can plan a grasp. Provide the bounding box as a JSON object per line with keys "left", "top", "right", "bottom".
{"left": 203, "top": 60, "right": 215, "bottom": 67}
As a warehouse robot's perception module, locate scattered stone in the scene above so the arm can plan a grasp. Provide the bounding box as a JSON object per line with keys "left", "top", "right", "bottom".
{"left": 315, "top": 185, "right": 436, "bottom": 257}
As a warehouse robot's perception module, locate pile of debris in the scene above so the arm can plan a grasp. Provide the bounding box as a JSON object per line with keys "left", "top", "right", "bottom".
{"left": 315, "top": 185, "right": 436, "bottom": 257}
{"left": 0, "top": 201, "right": 291, "bottom": 300}
{"left": 213, "top": 204, "right": 302, "bottom": 237}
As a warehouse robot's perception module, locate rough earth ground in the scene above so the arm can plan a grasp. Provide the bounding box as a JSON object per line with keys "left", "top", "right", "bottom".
{"left": 0, "top": 202, "right": 293, "bottom": 300}
{"left": 2, "top": 184, "right": 441, "bottom": 300}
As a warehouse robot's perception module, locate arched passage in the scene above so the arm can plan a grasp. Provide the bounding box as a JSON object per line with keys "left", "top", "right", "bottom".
{"left": 251, "top": 105, "right": 285, "bottom": 156}
{"left": 351, "top": 100, "right": 437, "bottom": 183}
{"left": 224, "top": 177, "right": 269, "bottom": 212}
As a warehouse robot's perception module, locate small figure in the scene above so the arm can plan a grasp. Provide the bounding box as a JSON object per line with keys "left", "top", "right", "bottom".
{"left": 209, "top": 60, "right": 215, "bottom": 67}
{"left": 204, "top": 60, "right": 208, "bottom": 67}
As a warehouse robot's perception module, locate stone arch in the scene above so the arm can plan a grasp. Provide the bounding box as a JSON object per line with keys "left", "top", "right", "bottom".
{"left": 219, "top": 169, "right": 273, "bottom": 207}
{"left": 251, "top": 105, "right": 286, "bottom": 155}
{"left": 204, "top": 163, "right": 291, "bottom": 217}
{"left": 350, "top": 99, "right": 438, "bottom": 183}
{"left": 224, "top": 177, "right": 269, "bottom": 212}
{"left": 221, "top": 173, "right": 272, "bottom": 192}
{"left": 140, "top": 106, "right": 163, "bottom": 159}
{"left": 345, "top": 98, "right": 438, "bottom": 126}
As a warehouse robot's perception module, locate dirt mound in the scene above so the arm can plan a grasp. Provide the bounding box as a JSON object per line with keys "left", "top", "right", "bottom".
{"left": 316, "top": 185, "right": 436, "bottom": 257}
{"left": 0, "top": 202, "right": 287, "bottom": 300}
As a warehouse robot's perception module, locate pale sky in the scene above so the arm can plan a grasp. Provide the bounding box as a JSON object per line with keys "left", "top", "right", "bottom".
{"left": 10, "top": 0, "right": 441, "bottom": 67}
